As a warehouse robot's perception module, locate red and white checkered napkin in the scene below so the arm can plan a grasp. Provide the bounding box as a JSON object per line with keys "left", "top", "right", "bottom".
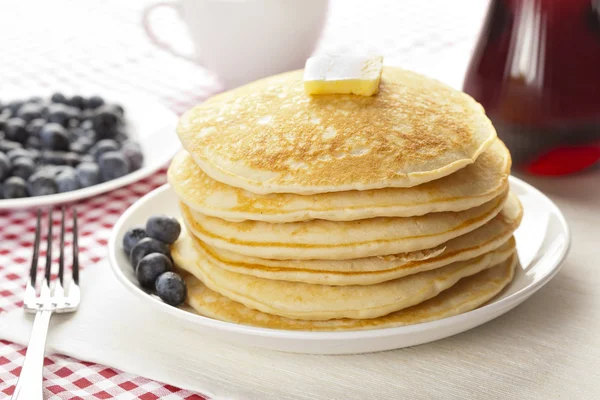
{"left": 0, "top": 171, "right": 205, "bottom": 399}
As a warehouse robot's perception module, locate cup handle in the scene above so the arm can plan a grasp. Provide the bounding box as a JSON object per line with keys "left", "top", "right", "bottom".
{"left": 142, "top": 2, "right": 199, "bottom": 64}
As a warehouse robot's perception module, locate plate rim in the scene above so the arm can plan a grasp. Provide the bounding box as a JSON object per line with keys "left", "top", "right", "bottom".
{"left": 107, "top": 176, "right": 571, "bottom": 340}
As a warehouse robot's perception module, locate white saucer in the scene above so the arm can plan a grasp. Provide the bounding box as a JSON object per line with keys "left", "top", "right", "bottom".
{"left": 108, "top": 177, "right": 570, "bottom": 354}
{"left": 0, "top": 92, "right": 179, "bottom": 209}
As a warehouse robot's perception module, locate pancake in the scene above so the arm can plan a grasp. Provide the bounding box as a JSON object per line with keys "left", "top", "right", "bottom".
{"left": 182, "top": 253, "right": 517, "bottom": 331}
{"left": 180, "top": 191, "right": 509, "bottom": 260}
{"left": 168, "top": 140, "right": 511, "bottom": 223}
{"left": 177, "top": 67, "right": 497, "bottom": 194}
{"left": 172, "top": 227, "right": 515, "bottom": 320}
{"left": 187, "top": 193, "right": 522, "bottom": 285}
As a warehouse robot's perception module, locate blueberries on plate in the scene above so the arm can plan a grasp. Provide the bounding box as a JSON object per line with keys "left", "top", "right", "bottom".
{"left": 75, "top": 162, "right": 101, "bottom": 188}
{"left": 27, "top": 169, "right": 58, "bottom": 196}
{"left": 98, "top": 151, "right": 130, "bottom": 181}
{"left": 123, "top": 214, "right": 185, "bottom": 307}
{"left": 40, "top": 123, "right": 70, "bottom": 151}
{"left": 5, "top": 118, "right": 29, "bottom": 144}
{"left": 130, "top": 237, "right": 170, "bottom": 268}
{"left": 136, "top": 253, "right": 173, "bottom": 289}
{"left": 1, "top": 94, "right": 141, "bottom": 199}
{"left": 146, "top": 215, "right": 181, "bottom": 245}
{"left": 3, "top": 176, "right": 28, "bottom": 198}
{"left": 155, "top": 272, "right": 187, "bottom": 306}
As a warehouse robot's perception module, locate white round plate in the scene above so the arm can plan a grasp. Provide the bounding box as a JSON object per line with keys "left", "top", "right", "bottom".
{"left": 108, "top": 177, "right": 570, "bottom": 355}
{"left": 0, "top": 92, "right": 179, "bottom": 210}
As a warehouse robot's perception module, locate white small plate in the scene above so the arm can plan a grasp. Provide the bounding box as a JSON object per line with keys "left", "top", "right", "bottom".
{"left": 108, "top": 177, "right": 570, "bottom": 354}
{"left": 0, "top": 92, "right": 179, "bottom": 210}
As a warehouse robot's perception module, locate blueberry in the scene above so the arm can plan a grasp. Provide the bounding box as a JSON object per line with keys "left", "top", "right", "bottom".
{"left": 26, "top": 118, "right": 47, "bottom": 137}
{"left": 16, "top": 103, "right": 44, "bottom": 122}
{"left": 5, "top": 118, "right": 29, "bottom": 144}
{"left": 28, "top": 169, "right": 58, "bottom": 196}
{"left": 68, "top": 95, "right": 86, "bottom": 110}
{"left": 7, "top": 148, "right": 32, "bottom": 162}
{"left": 11, "top": 157, "right": 36, "bottom": 180}
{"left": 90, "top": 139, "right": 119, "bottom": 160}
{"left": 155, "top": 272, "right": 187, "bottom": 306}
{"left": 28, "top": 96, "right": 44, "bottom": 104}
{"left": 87, "top": 95, "right": 105, "bottom": 109}
{"left": 130, "top": 237, "right": 170, "bottom": 267}
{"left": 6, "top": 101, "right": 23, "bottom": 114}
{"left": 123, "top": 226, "right": 148, "bottom": 255}
{"left": 3, "top": 176, "right": 28, "bottom": 198}
{"left": 92, "top": 106, "right": 120, "bottom": 139}
{"left": 25, "top": 136, "right": 42, "bottom": 150}
{"left": 146, "top": 215, "right": 181, "bottom": 244}
{"left": 51, "top": 93, "right": 68, "bottom": 104}
{"left": 0, "top": 152, "right": 11, "bottom": 180}
{"left": 98, "top": 151, "right": 130, "bottom": 181}
{"left": 0, "top": 140, "right": 22, "bottom": 152}
{"left": 75, "top": 162, "right": 101, "bottom": 187}
{"left": 47, "top": 103, "right": 72, "bottom": 126}
{"left": 56, "top": 169, "right": 80, "bottom": 193}
{"left": 136, "top": 253, "right": 173, "bottom": 289}
{"left": 121, "top": 141, "right": 143, "bottom": 171}
{"left": 40, "top": 123, "right": 70, "bottom": 151}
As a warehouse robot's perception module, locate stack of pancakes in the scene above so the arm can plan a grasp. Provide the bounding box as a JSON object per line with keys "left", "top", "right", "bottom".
{"left": 167, "top": 67, "right": 522, "bottom": 331}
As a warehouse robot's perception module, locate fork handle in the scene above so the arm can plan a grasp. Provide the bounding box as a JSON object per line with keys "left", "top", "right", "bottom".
{"left": 11, "top": 309, "right": 53, "bottom": 400}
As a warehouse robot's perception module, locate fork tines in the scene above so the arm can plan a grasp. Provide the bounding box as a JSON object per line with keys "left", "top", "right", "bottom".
{"left": 25, "top": 206, "right": 80, "bottom": 313}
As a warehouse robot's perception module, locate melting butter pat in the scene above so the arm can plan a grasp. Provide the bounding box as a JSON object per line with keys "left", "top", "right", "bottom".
{"left": 304, "top": 55, "right": 384, "bottom": 96}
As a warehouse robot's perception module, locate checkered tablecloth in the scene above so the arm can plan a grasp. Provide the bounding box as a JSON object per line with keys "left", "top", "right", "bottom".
{"left": 0, "top": 0, "right": 487, "bottom": 398}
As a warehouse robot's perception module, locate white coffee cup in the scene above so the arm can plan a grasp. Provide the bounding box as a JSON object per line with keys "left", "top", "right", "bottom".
{"left": 143, "top": 0, "right": 328, "bottom": 89}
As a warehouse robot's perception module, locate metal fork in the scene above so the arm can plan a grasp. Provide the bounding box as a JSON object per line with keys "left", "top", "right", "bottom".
{"left": 11, "top": 207, "right": 80, "bottom": 400}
